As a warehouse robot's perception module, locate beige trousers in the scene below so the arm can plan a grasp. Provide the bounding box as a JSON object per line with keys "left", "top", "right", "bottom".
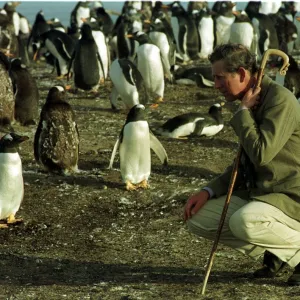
{"left": 187, "top": 195, "right": 300, "bottom": 267}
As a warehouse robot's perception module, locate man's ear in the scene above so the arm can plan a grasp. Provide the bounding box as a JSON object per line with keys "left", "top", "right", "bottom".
{"left": 238, "top": 67, "right": 247, "bottom": 82}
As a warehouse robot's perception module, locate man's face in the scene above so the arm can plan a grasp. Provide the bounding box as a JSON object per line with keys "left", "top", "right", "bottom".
{"left": 211, "top": 60, "right": 248, "bottom": 102}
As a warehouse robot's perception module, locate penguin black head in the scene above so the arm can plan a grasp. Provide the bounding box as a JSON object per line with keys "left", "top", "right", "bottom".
{"left": 46, "top": 86, "right": 66, "bottom": 103}
{"left": 126, "top": 104, "right": 145, "bottom": 123}
{"left": 209, "top": 103, "right": 224, "bottom": 117}
{"left": 129, "top": 31, "right": 151, "bottom": 44}
{"left": 0, "top": 133, "right": 29, "bottom": 153}
{"left": 10, "top": 58, "right": 26, "bottom": 70}
{"left": 80, "top": 23, "right": 94, "bottom": 39}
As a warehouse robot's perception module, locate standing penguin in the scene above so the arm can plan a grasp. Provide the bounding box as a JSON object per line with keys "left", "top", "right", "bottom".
{"left": 68, "top": 23, "right": 101, "bottom": 92}
{"left": 109, "top": 17, "right": 147, "bottom": 110}
{"left": 70, "top": 1, "right": 91, "bottom": 33}
{"left": 0, "top": 132, "right": 28, "bottom": 228}
{"left": 0, "top": 52, "right": 14, "bottom": 126}
{"left": 128, "top": 31, "right": 165, "bottom": 106}
{"left": 9, "top": 58, "right": 39, "bottom": 126}
{"left": 109, "top": 104, "right": 168, "bottom": 191}
{"left": 34, "top": 86, "right": 79, "bottom": 175}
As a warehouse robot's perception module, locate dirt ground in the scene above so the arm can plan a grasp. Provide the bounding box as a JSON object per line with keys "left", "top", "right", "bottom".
{"left": 0, "top": 59, "right": 299, "bottom": 300}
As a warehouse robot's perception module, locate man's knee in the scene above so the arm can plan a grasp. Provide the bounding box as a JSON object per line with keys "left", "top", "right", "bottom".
{"left": 229, "top": 209, "right": 254, "bottom": 241}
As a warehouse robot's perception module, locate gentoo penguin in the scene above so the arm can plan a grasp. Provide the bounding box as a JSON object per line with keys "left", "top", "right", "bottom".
{"left": 245, "top": 2, "right": 279, "bottom": 58}
{"left": 192, "top": 7, "right": 214, "bottom": 59}
{"left": 35, "top": 29, "right": 76, "bottom": 78}
{"left": 68, "top": 23, "right": 101, "bottom": 92}
{"left": 229, "top": 10, "right": 254, "bottom": 50}
{"left": 34, "top": 86, "right": 79, "bottom": 175}
{"left": 28, "top": 10, "right": 51, "bottom": 60}
{"left": 0, "top": 52, "right": 14, "bottom": 126}
{"left": 9, "top": 58, "right": 39, "bottom": 126}
{"left": 82, "top": 17, "right": 108, "bottom": 83}
{"left": 168, "top": 1, "right": 200, "bottom": 61}
{"left": 0, "top": 133, "right": 28, "bottom": 228}
{"left": 174, "top": 65, "right": 214, "bottom": 87}
{"left": 108, "top": 104, "right": 168, "bottom": 191}
{"left": 0, "top": 7, "right": 18, "bottom": 57}
{"left": 212, "top": 1, "right": 236, "bottom": 47}
{"left": 94, "top": 6, "right": 114, "bottom": 38}
{"left": 109, "top": 17, "right": 147, "bottom": 110}
{"left": 17, "top": 13, "right": 31, "bottom": 66}
{"left": 269, "top": 10, "right": 297, "bottom": 54}
{"left": 148, "top": 17, "right": 175, "bottom": 82}
{"left": 47, "top": 18, "right": 66, "bottom": 33}
{"left": 127, "top": 31, "right": 165, "bottom": 106}
{"left": 156, "top": 103, "right": 224, "bottom": 139}
{"left": 70, "top": 1, "right": 91, "bottom": 33}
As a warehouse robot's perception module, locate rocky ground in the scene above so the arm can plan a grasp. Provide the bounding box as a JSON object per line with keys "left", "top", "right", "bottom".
{"left": 0, "top": 59, "right": 299, "bottom": 300}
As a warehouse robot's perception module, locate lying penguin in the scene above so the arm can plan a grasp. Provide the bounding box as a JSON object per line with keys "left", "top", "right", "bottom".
{"left": 156, "top": 103, "right": 224, "bottom": 139}
{"left": 0, "top": 133, "right": 29, "bottom": 228}
{"left": 109, "top": 104, "right": 168, "bottom": 191}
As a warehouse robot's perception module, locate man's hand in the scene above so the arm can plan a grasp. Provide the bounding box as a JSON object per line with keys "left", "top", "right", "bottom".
{"left": 240, "top": 86, "right": 261, "bottom": 110}
{"left": 184, "top": 190, "right": 210, "bottom": 221}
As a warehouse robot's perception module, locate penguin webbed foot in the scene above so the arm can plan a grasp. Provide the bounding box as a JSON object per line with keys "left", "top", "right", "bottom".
{"left": 137, "top": 179, "right": 149, "bottom": 189}
{"left": 6, "top": 214, "right": 23, "bottom": 225}
{"left": 126, "top": 181, "right": 138, "bottom": 191}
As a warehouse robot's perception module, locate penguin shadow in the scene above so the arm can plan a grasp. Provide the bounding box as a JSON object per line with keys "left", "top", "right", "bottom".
{"left": 23, "top": 168, "right": 124, "bottom": 190}
{"left": 0, "top": 252, "right": 272, "bottom": 286}
{"left": 152, "top": 163, "right": 217, "bottom": 179}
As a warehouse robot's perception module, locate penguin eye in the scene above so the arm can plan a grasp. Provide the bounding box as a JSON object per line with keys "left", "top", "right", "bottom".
{"left": 4, "top": 134, "right": 13, "bottom": 141}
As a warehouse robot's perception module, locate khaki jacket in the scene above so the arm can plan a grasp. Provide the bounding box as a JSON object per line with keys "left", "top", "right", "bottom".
{"left": 207, "top": 75, "right": 300, "bottom": 221}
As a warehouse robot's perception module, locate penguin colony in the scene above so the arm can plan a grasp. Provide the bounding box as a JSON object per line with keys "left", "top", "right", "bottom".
{"left": 0, "top": 0, "right": 300, "bottom": 226}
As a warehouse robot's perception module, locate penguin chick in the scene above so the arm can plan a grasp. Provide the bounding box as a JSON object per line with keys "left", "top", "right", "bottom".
{"left": 109, "top": 104, "right": 168, "bottom": 191}
{"left": 34, "top": 86, "right": 80, "bottom": 175}
{"left": 0, "top": 132, "right": 29, "bottom": 228}
{"left": 9, "top": 58, "right": 39, "bottom": 126}
{"left": 156, "top": 103, "right": 224, "bottom": 139}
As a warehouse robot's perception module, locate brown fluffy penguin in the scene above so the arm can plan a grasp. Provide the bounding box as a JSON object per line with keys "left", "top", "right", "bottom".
{"left": 0, "top": 52, "right": 14, "bottom": 126}
{"left": 9, "top": 58, "right": 39, "bottom": 126}
{"left": 34, "top": 86, "right": 79, "bottom": 175}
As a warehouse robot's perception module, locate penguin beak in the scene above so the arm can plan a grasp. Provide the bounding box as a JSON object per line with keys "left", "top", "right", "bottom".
{"left": 81, "top": 17, "right": 87, "bottom": 23}
{"left": 297, "top": 17, "right": 300, "bottom": 22}
{"left": 144, "top": 19, "right": 151, "bottom": 24}
{"left": 126, "top": 34, "right": 133, "bottom": 38}
{"left": 15, "top": 135, "right": 29, "bottom": 144}
{"left": 220, "top": 102, "right": 225, "bottom": 106}
{"left": 33, "top": 50, "right": 39, "bottom": 61}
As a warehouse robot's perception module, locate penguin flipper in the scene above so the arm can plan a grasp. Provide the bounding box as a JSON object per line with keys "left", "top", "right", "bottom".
{"left": 108, "top": 137, "right": 120, "bottom": 169}
{"left": 149, "top": 131, "right": 168, "bottom": 166}
{"left": 34, "top": 120, "right": 43, "bottom": 162}
{"left": 54, "top": 37, "right": 72, "bottom": 60}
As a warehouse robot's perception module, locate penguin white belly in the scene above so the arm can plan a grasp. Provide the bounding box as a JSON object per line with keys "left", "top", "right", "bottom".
{"left": 161, "top": 121, "right": 199, "bottom": 138}
{"left": 200, "top": 124, "right": 224, "bottom": 137}
{"left": 230, "top": 23, "right": 253, "bottom": 48}
{"left": 76, "top": 7, "right": 90, "bottom": 28}
{"left": 0, "top": 153, "right": 23, "bottom": 219}
{"left": 216, "top": 15, "right": 235, "bottom": 45}
{"left": 198, "top": 16, "right": 214, "bottom": 58}
{"left": 19, "top": 17, "right": 30, "bottom": 34}
{"left": 12, "top": 12, "right": 20, "bottom": 36}
{"left": 92, "top": 30, "right": 109, "bottom": 79}
{"left": 149, "top": 32, "right": 171, "bottom": 78}
{"left": 109, "top": 60, "right": 139, "bottom": 109}
{"left": 45, "top": 39, "right": 69, "bottom": 75}
{"left": 137, "top": 44, "right": 164, "bottom": 97}
{"left": 120, "top": 121, "right": 151, "bottom": 184}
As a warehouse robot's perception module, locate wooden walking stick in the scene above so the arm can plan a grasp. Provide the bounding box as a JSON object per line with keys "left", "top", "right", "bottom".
{"left": 201, "top": 49, "right": 290, "bottom": 295}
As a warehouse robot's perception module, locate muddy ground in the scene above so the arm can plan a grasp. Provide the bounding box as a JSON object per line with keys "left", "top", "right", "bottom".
{"left": 0, "top": 59, "right": 299, "bottom": 300}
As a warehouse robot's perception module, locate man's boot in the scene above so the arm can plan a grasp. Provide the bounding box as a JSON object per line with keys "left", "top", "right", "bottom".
{"left": 253, "top": 251, "right": 287, "bottom": 278}
{"left": 287, "top": 263, "right": 300, "bottom": 286}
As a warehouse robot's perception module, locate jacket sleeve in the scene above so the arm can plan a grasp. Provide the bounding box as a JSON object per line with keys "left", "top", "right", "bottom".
{"left": 230, "top": 87, "right": 296, "bottom": 167}
{"left": 206, "top": 162, "right": 245, "bottom": 198}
